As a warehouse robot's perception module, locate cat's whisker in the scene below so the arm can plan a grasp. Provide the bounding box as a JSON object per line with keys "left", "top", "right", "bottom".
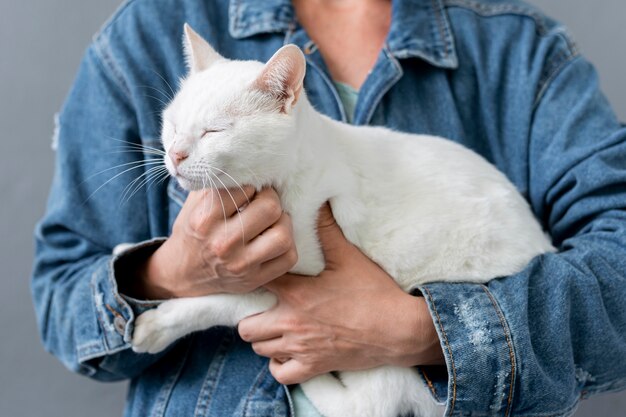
{"left": 81, "top": 159, "right": 164, "bottom": 185}
{"left": 138, "top": 84, "right": 174, "bottom": 102}
{"left": 144, "top": 94, "right": 171, "bottom": 109}
{"left": 209, "top": 166, "right": 251, "bottom": 206}
{"left": 143, "top": 166, "right": 171, "bottom": 194}
{"left": 149, "top": 68, "right": 177, "bottom": 99}
{"left": 202, "top": 171, "right": 216, "bottom": 220}
{"left": 120, "top": 165, "right": 163, "bottom": 203}
{"left": 121, "top": 165, "right": 168, "bottom": 204}
{"left": 111, "top": 144, "right": 167, "bottom": 156}
{"left": 200, "top": 173, "right": 208, "bottom": 220}
{"left": 110, "top": 149, "right": 167, "bottom": 158}
{"left": 83, "top": 162, "right": 161, "bottom": 205}
{"left": 206, "top": 173, "right": 228, "bottom": 237}
{"left": 104, "top": 136, "right": 166, "bottom": 155}
{"left": 211, "top": 171, "right": 246, "bottom": 243}
{"left": 121, "top": 164, "right": 163, "bottom": 195}
{"left": 155, "top": 168, "right": 171, "bottom": 187}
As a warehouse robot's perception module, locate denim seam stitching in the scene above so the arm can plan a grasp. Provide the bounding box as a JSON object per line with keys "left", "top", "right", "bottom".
{"left": 242, "top": 364, "right": 270, "bottom": 417}
{"left": 193, "top": 332, "right": 234, "bottom": 416}
{"left": 430, "top": 0, "right": 450, "bottom": 58}
{"left": 480, "top": 285, "right": 516, "bottom": 417}
{"left": 108, "top": 252, "right": 136, "bottom": 340}
{"left": 361, "top": 47, "right": 404, "bottom": 125}
{"left": 230, "top": 0, "right": 293, "bottom": 37}
{"left": 91, "top": 40, "right": 133, "bottom": 102}
{"left": 92, "top": 0, "right": 136, "bottom": 42}
{"left": 153, "top": 340, "right": 192, "bottom": 417}
{"left": 420, "top": 368, "right": 439, "bottom": 398}
{"left": 442, "top": 0, "right": 549, "bottom": 35}
{"left": 422, "top": 287, "right": 457, "bottom": 415}
{"left": 533, "top": 51, "right": 580, "bottom": 110}
{"left": 90, "top": 263, "right": 114, "bottom": 352}
{"left": 302, "top": 51, "right": 348, "bottom": 123}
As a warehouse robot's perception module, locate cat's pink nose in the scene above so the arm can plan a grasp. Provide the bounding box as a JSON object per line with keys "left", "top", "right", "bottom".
{"left": 169, "top": 149, "right": 189, "bottom": 167}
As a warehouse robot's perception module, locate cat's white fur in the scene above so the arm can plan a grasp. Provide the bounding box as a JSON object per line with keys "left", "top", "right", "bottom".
{"left": 131, "top": 24, "right": 554, "bottom": 417}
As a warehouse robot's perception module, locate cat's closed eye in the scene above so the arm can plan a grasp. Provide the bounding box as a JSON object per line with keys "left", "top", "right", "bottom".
{"left": 202, "top": 128, "right": 225, "bottom": 138}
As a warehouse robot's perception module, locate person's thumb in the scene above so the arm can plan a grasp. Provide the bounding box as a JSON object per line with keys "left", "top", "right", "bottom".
{"left": 316, "top": 202, "right": 348, "bottom": 264}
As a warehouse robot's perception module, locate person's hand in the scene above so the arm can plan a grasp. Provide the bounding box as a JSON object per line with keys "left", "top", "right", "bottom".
{"left": 128, "top": 187, "right": 298, "bottom": 299}
{"left": 237, "top": 204, "right": 444, "bottom": 385}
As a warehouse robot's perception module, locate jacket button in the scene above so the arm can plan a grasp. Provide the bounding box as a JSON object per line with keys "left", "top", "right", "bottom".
{"left": 114, "top": 316, "right": 127, "bottom": 335}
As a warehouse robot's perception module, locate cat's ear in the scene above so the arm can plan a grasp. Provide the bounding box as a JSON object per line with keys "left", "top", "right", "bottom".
{"left": 253, "top": 44, "right": 306, "bottom": 113}
{"left": 183, "top": 23, "right": 223, "bottom": 73}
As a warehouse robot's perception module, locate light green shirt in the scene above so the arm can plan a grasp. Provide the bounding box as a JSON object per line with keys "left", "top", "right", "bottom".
{"left": 333, "top": 80, "right": 359, "bottom": 123}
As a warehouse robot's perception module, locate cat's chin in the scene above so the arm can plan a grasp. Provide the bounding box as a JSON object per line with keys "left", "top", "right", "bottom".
{"left": 174, "top": 176, "right": 204, "bottom": 191}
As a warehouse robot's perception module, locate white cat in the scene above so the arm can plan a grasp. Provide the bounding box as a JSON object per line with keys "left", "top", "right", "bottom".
{"left": 131, "top": 24, "right": 554, "bottom": 417}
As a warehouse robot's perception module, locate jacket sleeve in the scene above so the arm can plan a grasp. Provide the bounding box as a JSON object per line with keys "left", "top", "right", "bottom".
{"left": 418, "top": 54, "right": 626, "bottom": 414}
{"left": 31, "top": 45, "right": 170, "bottom": 381}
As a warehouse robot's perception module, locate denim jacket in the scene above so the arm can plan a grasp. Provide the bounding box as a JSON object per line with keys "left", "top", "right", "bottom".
{"left": 32, "top": 0, "right": 626, "bottom": 416}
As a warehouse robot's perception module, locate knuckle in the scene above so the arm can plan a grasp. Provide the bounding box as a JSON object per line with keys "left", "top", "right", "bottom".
{"left": 271, "top": 367, "right": 292, "bottom": 385}
{"left": 273, "top": 229, "right": 294, "bottom": 253}
{"left": 286, "top": 248, "right": 299, "bottom": 267}
{"left": 283, "top": 316, "right": 305, "bottom": 333}
{"left": 272, "top": 372, "right": 288, "bottom": 385}
{"left": 300, "top": 362, "right": 315, "bottom": 376}
{"left": 261, "top": 198, "right": 283, "bottom": 222}
{"left": 226, "top": 260, "right": 248, "bottom": 276}
{"left": 187, "top": 211, "right": 209, "bottom": 235}
{"left": 251, "top": 343, "right": 268, "bottom": 357}
{"left": 209, "top": 240, "right": 229, "bottom": 259}
{"left": 289, "top": 341, "right": 308, "bottom": 356}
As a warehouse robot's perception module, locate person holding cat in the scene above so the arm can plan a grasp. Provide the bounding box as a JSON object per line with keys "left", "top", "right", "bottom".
{"left": 32, "top": 0, "right": 626, "bottom": 416}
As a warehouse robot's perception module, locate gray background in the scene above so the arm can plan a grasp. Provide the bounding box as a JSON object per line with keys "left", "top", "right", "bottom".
{"left": 1, "top": 0, "right": 624, "bottom": 416}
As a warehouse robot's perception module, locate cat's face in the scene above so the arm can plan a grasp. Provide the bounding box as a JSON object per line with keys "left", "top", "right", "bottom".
{"left": 161, "top": 24, "right": 306, "bottom": 191}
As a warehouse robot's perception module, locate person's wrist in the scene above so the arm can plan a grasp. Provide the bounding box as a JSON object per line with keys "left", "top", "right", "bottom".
{"left": 388, "top": 293, "right": 444, "bottom": 367}
{"left": 413, "top": 295, "right": 445, "bottom": 365}
{"left": 136, "top": 239, "right": 179, "bottom": 299}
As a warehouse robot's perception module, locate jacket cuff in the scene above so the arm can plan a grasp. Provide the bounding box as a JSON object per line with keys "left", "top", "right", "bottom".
{"left": 418, "top": 283, "right": 517, "bottom": 416}
{"left": 80, "top": 238, "right": 166, "bottom": 368}
{"left": 112, "top": 237, "right": 168, "bottom": 314}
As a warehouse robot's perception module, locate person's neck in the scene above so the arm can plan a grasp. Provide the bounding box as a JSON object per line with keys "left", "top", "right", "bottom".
{"left": 292, "top": 0, "right": 392, "bottom": 89}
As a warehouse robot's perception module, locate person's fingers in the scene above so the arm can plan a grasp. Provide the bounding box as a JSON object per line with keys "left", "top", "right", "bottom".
{"left": 250, "top": 337, "right": 289, "bottom": 359}
{"left": 238, "top": 309, "right": 284, "bottom": 343}
{"left": 315, "top": 202, "right": 349, "bottom": 264}
{"left": 207, "top": 185, "right": 257, "bottom": 218}
{"left": 243, "top": 213, "right": 295, "bottom": 263}
{"left": 235, "top": 195, "right": 287, "bottom": 244}
{"left": 269, "top": 357, "right": 313, "bottom": 385}
{"left": 184, "top": 186, "right": 256, "bottom": 234}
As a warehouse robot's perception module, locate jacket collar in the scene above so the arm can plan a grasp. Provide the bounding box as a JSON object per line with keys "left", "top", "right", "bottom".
{"left": 228, "top": 0, "right": 458, "bottom": 69}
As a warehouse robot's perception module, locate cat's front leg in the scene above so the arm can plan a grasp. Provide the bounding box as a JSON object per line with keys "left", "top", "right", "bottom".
{"left": 132, "top": 290, "right": 276, "bottom": 354}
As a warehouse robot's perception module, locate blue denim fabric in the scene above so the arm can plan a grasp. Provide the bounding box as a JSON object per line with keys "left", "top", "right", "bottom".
{"left": 32, "top": 0, "right": 626, "bottom": 416}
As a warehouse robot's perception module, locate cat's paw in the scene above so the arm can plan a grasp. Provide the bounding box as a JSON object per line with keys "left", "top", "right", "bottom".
{"left": 132, "top": 303, "right": 188, "bottom": 354}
